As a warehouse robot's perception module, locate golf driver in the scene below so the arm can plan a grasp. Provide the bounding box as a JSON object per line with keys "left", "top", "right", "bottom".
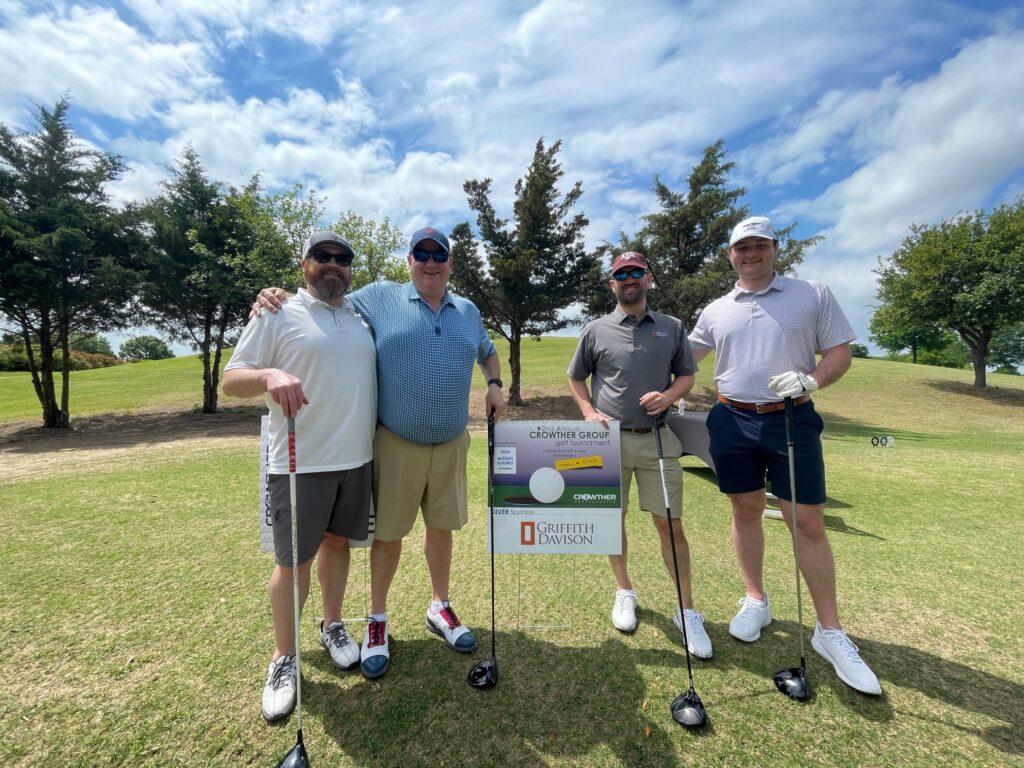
{"left": 772, "top": 397, "right": 811, "bottom": 702}
{"left": 654, "top": 415, "right": 708, "bottom": 729}
{"left": 467, "top": 413, "right": 498, "bottom": 689}
{"left": 276, "top": 416, "right": 311, "bottom": 768}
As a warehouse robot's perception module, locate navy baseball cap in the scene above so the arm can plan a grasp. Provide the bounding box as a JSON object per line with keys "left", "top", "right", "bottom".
{"left": 409, "top": 226, "right": 450, "bottom": 254}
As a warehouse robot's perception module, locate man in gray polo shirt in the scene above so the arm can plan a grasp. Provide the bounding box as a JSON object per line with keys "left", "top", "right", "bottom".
{"left": 688, "top": 215, "right": 881, "bottom": 695}
{"left": 568, "top": 251, "right": 712, "bottom": 658}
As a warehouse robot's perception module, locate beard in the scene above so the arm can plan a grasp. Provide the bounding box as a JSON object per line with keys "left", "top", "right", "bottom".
{"left": 308, "top": 271, "right": 349, "bottom": 301}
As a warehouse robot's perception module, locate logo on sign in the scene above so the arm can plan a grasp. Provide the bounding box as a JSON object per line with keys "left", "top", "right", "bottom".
{"left": 521, "top": 521, "right": 536, "bottom": 545}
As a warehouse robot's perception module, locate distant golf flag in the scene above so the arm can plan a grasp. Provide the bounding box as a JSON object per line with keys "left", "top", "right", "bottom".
{"left": 490, "top": 420, "right": 622, "bottom": 554}
{"left": 259, "top": 415, "right": 373, "bottom": 552}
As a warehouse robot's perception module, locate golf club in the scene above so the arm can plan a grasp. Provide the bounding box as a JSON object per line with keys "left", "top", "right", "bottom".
{"left": 654, "top": 415, "right": 708, "bottom": 729}
{"left": 276, "top": 416, "right": 311, "bottom": 768}
{"left": 467, "top": 413, "right": 498, "bottom": 689}
{"left": 772, "top": 397, "right": 811, "bottom": 702}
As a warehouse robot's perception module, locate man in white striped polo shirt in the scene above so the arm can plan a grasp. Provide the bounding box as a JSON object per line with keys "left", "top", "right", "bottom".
{"left": 688, "top": 216, "right": 882, "bottom": 696}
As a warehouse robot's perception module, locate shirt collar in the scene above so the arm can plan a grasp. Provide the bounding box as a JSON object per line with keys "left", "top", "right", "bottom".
{"left": 403, "top": 280, "right": 454, "bottom": 307}
{"left": 613, "top": 305, "right": 654, "bottom": 325}
{"left": 297, "top": 287, "right": 349, "bottom": 311}
{"left": 728, "top": 272, "right": 785, "bottom": 299}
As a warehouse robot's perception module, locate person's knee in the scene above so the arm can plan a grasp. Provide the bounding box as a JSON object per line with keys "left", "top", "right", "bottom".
{"left": 320, "top": 532, "right": 350, "bottom": 551}
{"left": 795, "top": 507, "right": 827, "bottom": 539}
{"left": 731, "top": 494, "right": 764, "bottom": 523}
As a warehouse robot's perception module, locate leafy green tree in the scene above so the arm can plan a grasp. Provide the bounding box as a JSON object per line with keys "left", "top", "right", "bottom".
{"left": 868, "top": 302, "right": 945, "bottom": 364}
{"left": 140, "top": 148, "right": 293, "bottom": 412}
{"left": 850, "top": 343, "right": 870, "bottom": 358}
{"left": 0, "top": 97, "right": 141, "bottom": 427}
{"left": 120, "top": 334, "right": 175, "bottom": 360}
{"left": 917, "top": 332, "right": 971, "bottom": 369}
{"left": 331, "top": 209, "right": 409, "bottom": 289}
{"left": 988, "top": 322, "right": 1024, "bottom": 373}
{"left": 69, "top": 332, "right": 114, "bottom": 356}
{"left": 451, "top": 138, "right": 596, "bottom": 405}
{"left": 875, "top": 199, "right": 1024, "bottom": 387}
{"left": 584, "top": 140, "right": 819, "bottom": 328}
{"left": 268, "top": 183, "right": 325, "bottom": 290}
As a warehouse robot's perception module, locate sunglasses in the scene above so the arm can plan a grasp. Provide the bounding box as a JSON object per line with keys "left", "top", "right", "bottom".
{"left": 412, "top": 248, "right": 450, "bottom": 263}
{"left": 613, "top": 268, "right": 647, "bottom": 281}
{"left": 308, "top": 248, "right": 353, "bottom": 266}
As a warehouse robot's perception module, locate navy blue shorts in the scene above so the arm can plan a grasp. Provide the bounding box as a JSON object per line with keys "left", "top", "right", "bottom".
{"left": 706, "top": 400, "right": 827, "bottom": 505}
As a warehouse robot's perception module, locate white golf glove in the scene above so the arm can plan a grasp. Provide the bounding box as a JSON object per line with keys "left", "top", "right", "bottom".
{"left": 768, "top": 371, "right": 818, "bottom": 399}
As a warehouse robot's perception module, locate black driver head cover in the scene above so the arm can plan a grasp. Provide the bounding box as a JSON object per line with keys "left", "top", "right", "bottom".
{"left": 670, "top": 690, "right": 709, "bottom": 728}
{"left": 276, "top": 733, "right": 310, "bottom": 768}
{"left": 467, "top": 656, "right": 498, "bottom": 689}
{"left": 773, "top": 666, "right": 811, "bottom": 701}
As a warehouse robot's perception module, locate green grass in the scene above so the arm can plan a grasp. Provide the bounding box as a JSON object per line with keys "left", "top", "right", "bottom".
{"left": 2, "top": 345, "right": 1024, "bottom": 766}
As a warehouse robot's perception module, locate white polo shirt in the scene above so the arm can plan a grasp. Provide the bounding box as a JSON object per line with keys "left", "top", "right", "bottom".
{"left": 225, "top": 288, "right": 376, "bottom": 474}
{"left": 689, "top": 274, "right": 855, "bottom": 403}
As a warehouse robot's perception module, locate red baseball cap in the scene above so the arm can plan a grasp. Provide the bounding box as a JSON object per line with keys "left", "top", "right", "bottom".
{"left": 610, "top": 251, "right": 650, "bottom": 274}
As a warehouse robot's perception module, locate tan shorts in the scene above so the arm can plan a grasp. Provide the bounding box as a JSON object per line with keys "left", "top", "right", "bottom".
{"left": 372, "top": 425, "right": 470, "bottom": 541}
{"left": 620, "top": 426, "right": 683, "bottom": 519}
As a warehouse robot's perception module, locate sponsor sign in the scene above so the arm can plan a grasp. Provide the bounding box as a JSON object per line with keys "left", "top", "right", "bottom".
{"left": 490, "top": 420, "right": 622, "bottom": 554}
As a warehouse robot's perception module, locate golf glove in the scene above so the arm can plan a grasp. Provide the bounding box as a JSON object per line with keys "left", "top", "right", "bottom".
{"left": 768, "top": 371, "right": 818, "bottom": 399}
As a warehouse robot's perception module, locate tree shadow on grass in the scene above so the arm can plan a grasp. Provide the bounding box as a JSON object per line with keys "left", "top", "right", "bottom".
{"left": 924, "top": 379, "right": 1024, "bottom": 408}
{"left": 303, "top": 633, "right": 700, "bottom": 767}
{"left": 716, "top": 618, "right": 1022, "bottom": 755}
{"left": 0, "top": 403, "right": 266, "bottom": 454}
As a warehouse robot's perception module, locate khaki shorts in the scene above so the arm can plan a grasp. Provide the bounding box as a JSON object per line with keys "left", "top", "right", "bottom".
{"left": 372, "top": 425, "right": 470, "bottom": 541}
{"left": 620, "top": 427, "right": 683, "bottom": 519}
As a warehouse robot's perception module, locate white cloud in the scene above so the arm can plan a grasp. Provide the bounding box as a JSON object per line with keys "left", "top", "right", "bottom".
{"left": 0, "top": 4, "right": 218, "bottom": 121}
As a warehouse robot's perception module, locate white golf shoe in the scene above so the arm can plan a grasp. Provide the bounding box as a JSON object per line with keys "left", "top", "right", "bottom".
{"left": 729, "top": 595, "right": 772, "bottom": 642}
{"left": 674, "top": 608, "right": 713, "bottom": 659}
{"left": 611, "top": 589, "right": 638, "bottom": 632}
{"left": 811, "top": 623, "right": 883, "bottom": 695}
{"left": 261, "top": 655, "right": 297, "bottom": 722}
{"left": 320, "top": 620, "right": 360, "bottom": 670}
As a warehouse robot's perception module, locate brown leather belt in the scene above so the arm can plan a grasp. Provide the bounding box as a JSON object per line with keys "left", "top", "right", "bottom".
{"left": 718, "top": 394, "right": 810, "bottom": 413}
{"left": 623, "top": 427, "right": 653, "bottom": 433}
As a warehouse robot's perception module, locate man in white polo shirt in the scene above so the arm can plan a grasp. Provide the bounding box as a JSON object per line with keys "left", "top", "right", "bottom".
{"left": 223, "top": 231, "right": 377, "bottom": 721}
{"left": 688, "top": 216, "right": 882, "bottom": 695}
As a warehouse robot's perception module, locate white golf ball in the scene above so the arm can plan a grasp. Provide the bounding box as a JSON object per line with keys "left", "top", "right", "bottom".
{"left": 529, "top": 467, "right": 565, "bottom": 504}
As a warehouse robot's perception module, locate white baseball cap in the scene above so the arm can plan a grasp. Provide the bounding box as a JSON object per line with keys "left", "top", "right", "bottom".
{"left": 729, "top": 216, "right": 777, "bottom": 247}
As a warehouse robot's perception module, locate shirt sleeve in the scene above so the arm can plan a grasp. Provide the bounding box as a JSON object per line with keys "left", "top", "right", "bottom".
{"left": 567, "top": 323, "right": 595, "bottom": 380}
{"left": 672, "top": 322, "right": 698, "bottom": 376}
{"left": 814, "top": 283, "right": 857, "bottom": 351}
{"left": 688, "top": 309, "right": 714, "bottom": 351}
{"left": 225, "top": 312, "right": 277, "bottom": 371}
{"left": 476, "top": 316, "right": 497, "bottom": 364}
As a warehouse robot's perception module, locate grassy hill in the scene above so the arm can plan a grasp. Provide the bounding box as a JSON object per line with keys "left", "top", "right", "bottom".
{"left": 1, "top": 339, "right": 1022, "bottom": 766}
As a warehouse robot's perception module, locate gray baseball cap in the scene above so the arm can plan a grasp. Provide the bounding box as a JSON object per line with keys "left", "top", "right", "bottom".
{"left": 302, "top": 231, "right": 355, "bottom": 260}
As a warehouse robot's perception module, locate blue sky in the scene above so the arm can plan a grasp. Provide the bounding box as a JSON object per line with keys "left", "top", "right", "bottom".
{"left": 3, "top": 1, "right": 1024, "bottom": 356}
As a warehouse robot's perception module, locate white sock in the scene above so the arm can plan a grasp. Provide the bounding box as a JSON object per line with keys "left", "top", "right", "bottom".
{"left": 369, "top": 612, "right": 387, "bottom": 623}
{"left": 429, "top": 600, "right": 447, "bottom": 615}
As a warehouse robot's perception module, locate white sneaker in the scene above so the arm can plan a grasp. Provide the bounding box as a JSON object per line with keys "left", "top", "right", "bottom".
{"left": 674, "top": 608, "right": 713, "bottom": 659}
{"left": 811, "top": 623, "right": 883, "bottom": 695}
{"left": 729, "top": 595, "right": 772, "bottom": 642}
{"left": 611, "top": 589, "right": 638, "bottom": 632}
{"left": 261, "top": 655, "right": 296, "bottom": 722}
{"left": 320, "top": 620, "right": 359, "bottom": 670}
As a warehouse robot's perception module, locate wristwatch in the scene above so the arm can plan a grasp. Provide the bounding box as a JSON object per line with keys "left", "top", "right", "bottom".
{"left": 487, "top": 378, "right": 503, "bottom": 388}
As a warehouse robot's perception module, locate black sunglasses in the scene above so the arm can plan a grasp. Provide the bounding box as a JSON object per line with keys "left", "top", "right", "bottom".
{"left": 412, "top": 248, "right": 450, "bottom": 263}
{"left": 309, "top": 248, "right": 353, "bottom": 266}
{"left": 613, "top": 268, "right": 647, "bottom": 281}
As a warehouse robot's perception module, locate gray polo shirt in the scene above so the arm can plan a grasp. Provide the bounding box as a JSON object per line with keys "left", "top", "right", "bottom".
{"left": 568, "top": 307, "right": 697, "bottom": 429}
{"left": 688, "top": 273, "right": 856, "bottom": 403}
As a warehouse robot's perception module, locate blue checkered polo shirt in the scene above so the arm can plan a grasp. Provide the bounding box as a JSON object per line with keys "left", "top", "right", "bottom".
{"left": 348, "top": 281, "right": 496, "bottom": 445}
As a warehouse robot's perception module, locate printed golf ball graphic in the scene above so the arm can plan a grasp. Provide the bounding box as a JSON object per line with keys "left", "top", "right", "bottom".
{"left": 528, "top": 467, "right": 565, "bottom": 504}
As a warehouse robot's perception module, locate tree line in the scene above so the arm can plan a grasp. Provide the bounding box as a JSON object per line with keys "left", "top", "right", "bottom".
{"left": 3, "top": 98, "right": 1021, "bottom": 427}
